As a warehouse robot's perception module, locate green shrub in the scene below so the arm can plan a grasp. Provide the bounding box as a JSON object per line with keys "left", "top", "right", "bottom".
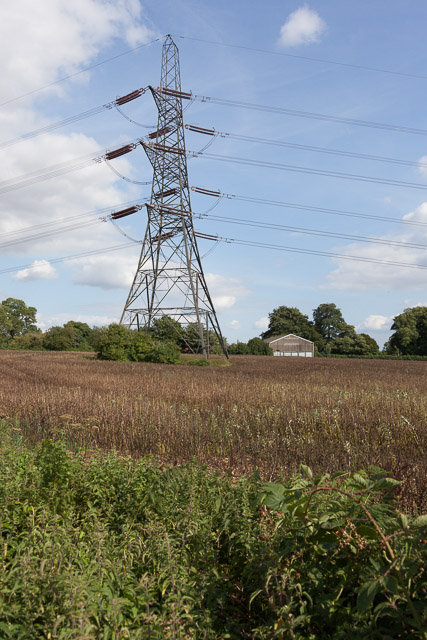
{"left": 129, "top": 329, "right": 154, "bottom": 361}
{"left": 96, "top": 324, "right": 180, "bottom": 364}
{"left": 144, "top": 340, "right": 181, "bottom": 364}
{"left": 96, "top": 323, "right": 134, "bottom": 361}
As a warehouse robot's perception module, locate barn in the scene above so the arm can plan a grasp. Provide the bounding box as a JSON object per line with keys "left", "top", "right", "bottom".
{"left": 264, "top": 334, "right": 314, "bottom": 357}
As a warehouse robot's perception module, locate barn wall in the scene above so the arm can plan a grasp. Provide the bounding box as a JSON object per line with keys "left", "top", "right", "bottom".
{"left": 270, "top": 336, "right": 314, "bottom": 357}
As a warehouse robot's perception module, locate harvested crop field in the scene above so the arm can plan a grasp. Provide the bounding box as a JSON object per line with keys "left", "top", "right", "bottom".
{"left": 0, "top": 351, "right": 426, "bottom": 510}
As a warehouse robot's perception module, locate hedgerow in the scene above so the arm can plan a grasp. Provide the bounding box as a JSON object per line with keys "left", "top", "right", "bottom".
{"left": 0, "top": 429, "right": 425, "bottom": 639}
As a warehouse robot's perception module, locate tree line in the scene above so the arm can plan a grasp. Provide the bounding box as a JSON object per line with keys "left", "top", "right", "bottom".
{"left": 261, "top": 303, "right": 379, "bottom": 356}
{"left": 1, "top": 297, "right": 426, "bottom": 357}
{"left": 259, "top": 303, "right": 427, "bottom": 357}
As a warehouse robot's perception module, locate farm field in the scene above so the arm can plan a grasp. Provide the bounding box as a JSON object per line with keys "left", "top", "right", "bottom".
{"left": 1, "top": 350, "right": 426, "bottom": 638}
{"left": 0, "top": 350, "right": 425, "bottom": 511}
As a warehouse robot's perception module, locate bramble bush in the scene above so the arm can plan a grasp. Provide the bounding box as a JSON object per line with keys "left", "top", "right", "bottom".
{"left": 0, "top": 426, "right": 425, "bottom": 639}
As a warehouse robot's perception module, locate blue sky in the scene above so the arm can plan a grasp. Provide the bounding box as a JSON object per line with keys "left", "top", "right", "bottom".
{"left": 1, "top": 0, "right": 427, "bottom": 347}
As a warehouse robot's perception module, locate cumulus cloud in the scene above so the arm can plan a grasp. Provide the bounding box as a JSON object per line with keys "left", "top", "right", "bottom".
{"left": 326, "top": 201, "right": 427, "bottom": 290}
{"left": 12, "top": 259, "right": 58, "bottom": 281}
{"left": 255, "top": 316, "right": 269, "bottom": 330}
{"left": 0, "top": 0, "right": 156, "bottom": 99}
{"left": 0, "top": 0, "right": 155, "bottom": 290}
{"left": 278, "top": 5, "right": 327, "bottom": 47}
{"left": 357, "top": 315, "right": 393, "bottom": 331}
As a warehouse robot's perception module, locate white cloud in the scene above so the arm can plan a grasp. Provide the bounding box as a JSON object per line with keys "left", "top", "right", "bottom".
{"left": 326, "top": 201, "right": 427, "bottom": 290}
{"left": 0, "top": 1, "right": 155, "bottom": 99}
{"left": 228, "top": 320, "right": 241, "bottom": 330}
{"left": 12, "top": 259, "right": 58, "bottom": 281}
{"left": 205, "top": 273, "right": 250, "bottom": 310}
{"left": 278, "top": 5, "right": 327, "bottom": 48}
{"left": 255, "top": 316, "right": 269, "bottom": 330}
{"left": 70, "top": 251, "right": 140, "bottom": 289}
{"left": 418, "top": 156, "right": 427, "bottom": 179}
{"left": 37, "top": 312, "right": 118, "bottom": 330}
{"left": 212, "top": 295, "right": 236, "bottom": 310}
{"left": 357, "top": 315, "right": 392, "bottom": 331}
{"left": 0, "top": 0, "right": 155, "bottom": 291}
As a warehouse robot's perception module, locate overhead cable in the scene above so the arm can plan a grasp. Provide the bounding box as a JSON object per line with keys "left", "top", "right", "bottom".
{"left": 0, "top": 218, "right": 106, "bottom": 250}
{"left": 193, "top": 151, "right": 427, "bottom": 191}
{"left": 192, "top": 94, "right": 427, "bottom": 136}
{"left": 176, "top": 35, "right": 427, "bottom": 82}
{"left": 197, "top": 213, "right": 427, "bottom": 251}
{"left": 3, "top": 224, "right": 427, "bottom": 281}
{"left": 211, "top": 191, "right": 427, "bottom": 229}
{"left": 186, "top": 124, "right": 427, "bottom": 171}
{"left": 0, "top": 202, "right": 147, "bottom": 250}
{"left": 2, "top": 232, "right": 426, "bottom": 280}
{"left": 0, "top": 242, "right": 140, "bottom": 276}
{"left": 0, "top": 36, "right": 164, "bottom": 109}
{"left": 0, "top": 198, "right": 145, "bottom": 240}
{"left": 5, "top": 193, "right": 425, "bottom": 255}
{"left": 0, "top": 88, "right": 148, "bottom": 151}
{"left": 0, "top": 137, "right": 151, "bottom": 195}
{"left": 214, "top": 236, "right": 427, "bottom": 270}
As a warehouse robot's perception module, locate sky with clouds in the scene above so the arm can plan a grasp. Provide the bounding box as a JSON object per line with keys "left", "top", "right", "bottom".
{"left": 1, "top": 0, "right": 427, "bottom": 347}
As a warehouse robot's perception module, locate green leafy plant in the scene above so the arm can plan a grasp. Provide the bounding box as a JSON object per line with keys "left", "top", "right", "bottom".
{"left": 0, "top": 425, "right": 425, "bottom": 639}
{"left": 258, "top": 465, "right": 427, "bottom": 638}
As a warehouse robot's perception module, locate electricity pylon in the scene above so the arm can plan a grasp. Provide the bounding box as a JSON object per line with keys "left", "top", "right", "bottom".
{"left": 120, "top": 35, "right": 228, "bottom": 359}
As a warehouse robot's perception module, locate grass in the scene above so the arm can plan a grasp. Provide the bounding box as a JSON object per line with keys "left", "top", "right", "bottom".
{"left": 0, "top": 351, "right": 426, "bottom": 511}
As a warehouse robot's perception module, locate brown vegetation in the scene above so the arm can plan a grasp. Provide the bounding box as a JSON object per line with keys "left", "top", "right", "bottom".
{"left": 0, "top": 351, "right": 425, "bottom": 510}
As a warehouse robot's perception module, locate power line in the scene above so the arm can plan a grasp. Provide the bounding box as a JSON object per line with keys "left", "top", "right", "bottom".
{"left": 176, "top": 35, "right": 427, "bottom": 82}
{"left": 0, "top": 137, "right": 216, "bottom": 197}
{"left": 0, "top": 36, "right": 164, "bottom": 109}
{"left": 186, "top": 124, "right": 427, "bottom": 171}
{"left": 193, "top": 94, "right": 427, "bottom": 136}
{"left": 194, "top": 151, "right": 427, "bottom": 191}
{"left": 217, "top": 236, "right": 427, "bottom": 270}
{"left": 0, "top": 199, "right": 144, "bottom": 239}
{"left": 0, "top": 242, "right": 139, "bottom": 276}
{"left": 216, "top": 192, "right": 427, "bottom": 228}
{"left": 3, "top": 182, "right": 426, "bottom": 253}
{"left": 0, "top": 137, "right": 151, "bottom": 196}
{"left": 2, "top": 229, "right": 426, "bottom": 281}
{"left": 0, "top": 218, "right": 105, "bottom": 250}
{"left": 6, "top": 196, "right": 422, "bottom": 254}
{"left": 198, "top": 212, "right": 427, "bottom": 250}
{"left": 0, "top": 88, "right": 150, "bottom": 151}
{"left": 0, "top": 200, "right": 148, "bottom": 250}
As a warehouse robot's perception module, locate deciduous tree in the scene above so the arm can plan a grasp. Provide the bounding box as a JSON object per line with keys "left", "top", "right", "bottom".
{"left": 0, "top": 298, "right": 38, "bottom": 345}
{"left": 387, "top": 306, "right": 427, "bottom": 355}
{"left": 313, "top": 303, "right": 349, "bottom": 342}
{"left": 261, "top": 306, "right": 319, "bottom": 341}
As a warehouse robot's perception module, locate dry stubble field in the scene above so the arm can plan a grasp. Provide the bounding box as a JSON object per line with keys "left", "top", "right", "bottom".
{"left": 0, "top": 350, "right": 426, "bottom": 510}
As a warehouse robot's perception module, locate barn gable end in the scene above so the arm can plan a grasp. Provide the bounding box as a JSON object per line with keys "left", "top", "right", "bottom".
{"left": 264, "top": 334, "right": 314, "bottom": 357}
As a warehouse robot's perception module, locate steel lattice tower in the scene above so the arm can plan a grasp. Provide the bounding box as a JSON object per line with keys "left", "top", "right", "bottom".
{"left": 120, "top": 35, "right": 228, "bottom": 358}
